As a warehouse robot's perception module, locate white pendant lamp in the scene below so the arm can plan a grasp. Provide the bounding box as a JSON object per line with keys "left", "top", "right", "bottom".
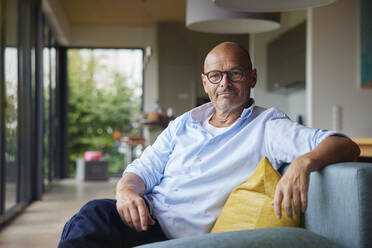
{"left": 186, "top": 0, "right": 280, "bottom": 34}
{"left": 213, "top": 0, "right": 337, "bottom": 12}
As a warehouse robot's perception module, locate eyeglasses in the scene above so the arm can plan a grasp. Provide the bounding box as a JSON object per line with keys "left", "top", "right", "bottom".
{"left": 203, "top": 68, "right": 251, "bottom": 84}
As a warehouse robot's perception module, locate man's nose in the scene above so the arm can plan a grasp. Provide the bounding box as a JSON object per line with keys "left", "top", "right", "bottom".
{"left": 219, "top": 73, "right": 233, "bottom": 87}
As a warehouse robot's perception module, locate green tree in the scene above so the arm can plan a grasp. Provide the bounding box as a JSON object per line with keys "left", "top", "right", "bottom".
{"left": 68, "top": 49, "right": 141, "bottom": 175}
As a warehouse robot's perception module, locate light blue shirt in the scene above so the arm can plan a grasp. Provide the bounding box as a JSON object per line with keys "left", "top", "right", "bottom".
{"left": 124, "top": 100, "right": 341, "bottom": 238}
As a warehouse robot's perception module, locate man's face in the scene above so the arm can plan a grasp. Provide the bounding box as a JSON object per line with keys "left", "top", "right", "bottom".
{"left": 202, "top": 45, "right": 257, "bottom": 112}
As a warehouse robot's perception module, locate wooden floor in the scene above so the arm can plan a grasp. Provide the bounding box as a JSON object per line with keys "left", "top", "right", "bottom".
{"left": 0, "top": 178, "right": 119, "bottom": 248}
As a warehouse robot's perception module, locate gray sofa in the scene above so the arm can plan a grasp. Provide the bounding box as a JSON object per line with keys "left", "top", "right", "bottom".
{"left": 138, "top": 162, "right": 372, "bottom": 248}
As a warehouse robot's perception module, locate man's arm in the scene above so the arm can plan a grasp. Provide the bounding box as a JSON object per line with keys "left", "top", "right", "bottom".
{"left": 273, "top": 136, "right": 360, "bottom": 219}
{"left": 116, "top": 172, "right": 155, "bottom": 232}
{"left": 116, "top": 119, "right": 179, "bottom": 231}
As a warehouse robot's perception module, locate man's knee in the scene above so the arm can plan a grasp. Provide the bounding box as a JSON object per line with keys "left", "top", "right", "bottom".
{"left": 80, "top": 199, "right": 121, "bottom": 224}
{"left": 60, "top": 199, "right": 120, "bottom": 243}
{"left": 80, "top": 199, "right": 117, "bottom": 213}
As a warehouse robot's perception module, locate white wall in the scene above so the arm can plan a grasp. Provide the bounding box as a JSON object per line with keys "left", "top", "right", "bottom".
{"left": 69, "top": 26, "right": 158, "bottom": 113}
{"left": 309, "top": 0, "right": 372, "bottom": 137}
{"left": 250, "top": 11, "right": 307, "bottom": 123}
{"left": 288, "top": 90, "right": 306, "bottom": 122}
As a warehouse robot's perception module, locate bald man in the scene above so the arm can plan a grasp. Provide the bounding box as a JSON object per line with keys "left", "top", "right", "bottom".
{"left": 59, "top": 42, "right": 359, "bottom": 248}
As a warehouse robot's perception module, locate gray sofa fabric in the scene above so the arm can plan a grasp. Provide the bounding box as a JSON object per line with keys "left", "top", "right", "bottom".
{"left": 137, "top": 162, "right": 372, "bottom": 248}
{"left": 305, "top": 162, "right": 372, "bottom": 248}
{"left": 137, "top": 227, "right": 338, "bottom": 248}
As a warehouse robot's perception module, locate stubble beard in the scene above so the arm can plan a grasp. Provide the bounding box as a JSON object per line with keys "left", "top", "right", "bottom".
{"left": 214, "top": 97, "right": 245, "bottom": 113}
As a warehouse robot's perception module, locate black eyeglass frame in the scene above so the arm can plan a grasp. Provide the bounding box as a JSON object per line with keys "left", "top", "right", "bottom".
{"left": 203, "top": 68, "right": 252, "bottom": 84}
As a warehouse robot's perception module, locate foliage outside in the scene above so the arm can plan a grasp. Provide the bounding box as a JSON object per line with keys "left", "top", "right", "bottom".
{"left": 4, "top": 48, "right": 18, "bottom": 163}
{"left": 68, "top": 49, "right": 142, "bottom": 175}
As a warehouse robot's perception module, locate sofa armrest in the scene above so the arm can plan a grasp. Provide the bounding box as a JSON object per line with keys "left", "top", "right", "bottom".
{"left": 305, "top": 162, "right": 372, "bottom": 248}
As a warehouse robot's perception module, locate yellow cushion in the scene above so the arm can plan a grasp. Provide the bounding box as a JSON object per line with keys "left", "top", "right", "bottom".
{"left": 211, "top": 156, "right": 300, "bottom": 233}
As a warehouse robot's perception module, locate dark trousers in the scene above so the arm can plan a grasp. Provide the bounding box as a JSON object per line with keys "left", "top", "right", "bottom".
{"left": 59, "top": 199, "right": 168, "bottom": 248}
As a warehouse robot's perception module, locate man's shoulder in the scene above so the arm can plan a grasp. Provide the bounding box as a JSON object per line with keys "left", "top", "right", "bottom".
{"left": 254, "top": 106, "right": 288, "bottom": 120}
{"left": 168, "top": 103, "right": 214, "bottom": 132}
{"left": 173, "top": 110, "right": 192, "bottom": 122}
{"left": 167, "top": 111, "right": 192, "bottom": 131}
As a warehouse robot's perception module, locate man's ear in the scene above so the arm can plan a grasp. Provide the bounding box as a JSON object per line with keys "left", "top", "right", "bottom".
{"left": 202, "top": 74, "right": 208, "bottom": 93}
{"left": 250, "top": 69, "right": 257, "bottom": 88}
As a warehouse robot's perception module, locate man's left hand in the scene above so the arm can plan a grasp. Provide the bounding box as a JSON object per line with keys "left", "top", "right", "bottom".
{"left": 272, "top": 136, "right": 360, "bottom": 219}
{"left": 273, "top": 156, "right": 311, "bottom": 219}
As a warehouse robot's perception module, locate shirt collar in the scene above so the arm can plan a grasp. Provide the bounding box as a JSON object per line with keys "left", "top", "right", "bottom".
{"left": 190, "top": 98, "right": 256, "bottom": 124}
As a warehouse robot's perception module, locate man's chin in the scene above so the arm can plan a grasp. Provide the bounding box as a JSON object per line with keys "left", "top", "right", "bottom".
{"left": 216, "top": 101, "right": 244, "bottom": 112}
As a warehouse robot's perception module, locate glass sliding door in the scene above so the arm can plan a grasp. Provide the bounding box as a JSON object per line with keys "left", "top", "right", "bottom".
{"left": 0, "top": 0, "right": 61, "bottom": 225}
{"left": 41, "top": 18, "right": 60, "bottom": 188}
{"left": 67, "top": 48, "right": 144, "bottom": 176}
{"left": 43, "top": 23, "right": 51, "bottom": 186}
{"left": 50, "top": 35, "right": 57, "bottom": 179}
{"left": 4, "top": 0, "right": 18, "bottom": 211}
{"left": 0, "top": 0, "right": 4, "bottom": 217}
{"left": 30, "top": 0, "right": 44, "bottom": 201}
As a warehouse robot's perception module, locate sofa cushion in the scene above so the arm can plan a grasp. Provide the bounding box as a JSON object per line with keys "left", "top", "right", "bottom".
{"left": 211, "top": 157, "right": 299, "bottom": 233}
{"left": 137, "top": 227, "right": 339, "bottom": 248}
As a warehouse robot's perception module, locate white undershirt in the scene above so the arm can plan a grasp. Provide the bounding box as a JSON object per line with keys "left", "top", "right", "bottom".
{"left": 202, "top": 113, "right": 230, "bottom": 136}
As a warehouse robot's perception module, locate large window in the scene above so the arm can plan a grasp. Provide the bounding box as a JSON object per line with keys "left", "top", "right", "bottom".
{"left": 42, "top": 22, "right": 51, "bottom": 185}
{"left": 4, "top": 0, "right": 18, "bottom": 212}
{"left": 1, "top": 0, "right": 140, "bottom": 226}
{"left": 49, "top": 35, "right": 57, "bottom": 179}
{"left": 41, "top": 16, "right": 60, "bottom": 188}
{"left": 67, "top": 48, "right": 143, "bottom": 175}
{"left": 1, "top": 0, "right": 61, "bottom": 226}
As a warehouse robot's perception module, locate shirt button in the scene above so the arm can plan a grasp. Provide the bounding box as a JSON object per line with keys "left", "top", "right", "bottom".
{"left": 154, "top": 210, "right": 158, "bottom": 215}
{"left": 173, "top": 188, "right": 178, "bottom": 192}
{"left": 164, "top": 204, "right": 169, "bottom": 208}
{"left": 210, "top": 139, "right": 214, "bottom": 143}
{"left": 196, "top": 157, "right": 202, "bottom": 162}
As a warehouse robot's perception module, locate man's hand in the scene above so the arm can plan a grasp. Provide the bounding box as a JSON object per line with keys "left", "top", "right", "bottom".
{"left": 116, "top": 173, "right": 155, "bottom": 232}
{"left": 116, "top": 189, "right": 155, "bottom": 231}
{"left": 273, "top": 136, "right": 360, "bottom": 219}
{"left": 273, "top": 156, "right": 311, "bottom": 219}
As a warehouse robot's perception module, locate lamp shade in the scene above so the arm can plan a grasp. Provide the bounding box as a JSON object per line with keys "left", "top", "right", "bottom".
{"left": 186, "top": 0, "right": 280, "bottom": 34}
{"left": 213, "top": 0, "right": 337, "bottom": 12}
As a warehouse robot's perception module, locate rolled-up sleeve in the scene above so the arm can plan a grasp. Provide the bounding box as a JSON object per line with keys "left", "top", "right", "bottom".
{"left": 124, "top": 119, "right": 179, "bottom": 193}
{"left": 264, "top": 114, "right": 347, "bottom": 169}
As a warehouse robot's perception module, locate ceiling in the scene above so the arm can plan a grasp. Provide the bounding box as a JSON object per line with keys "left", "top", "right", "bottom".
{"left": 59, "top": 0, "right": 186, "bottom": 27}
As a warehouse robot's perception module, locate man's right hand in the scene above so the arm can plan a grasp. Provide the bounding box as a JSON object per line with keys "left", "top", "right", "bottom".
{"left": 116, "top": 173, "right": 155, "bottom": 232}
